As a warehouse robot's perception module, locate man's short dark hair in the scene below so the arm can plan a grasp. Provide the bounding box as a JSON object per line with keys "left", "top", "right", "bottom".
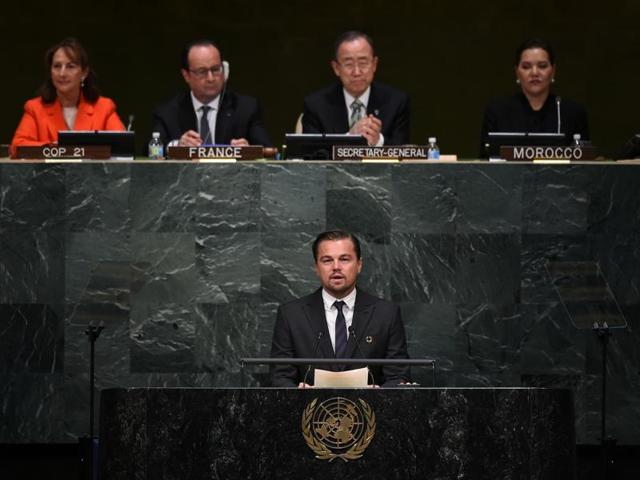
{"left": 515, "top": 37, "right": 555, "bottom": 66}
{"left": 181, "top": 38, "right": 223, "bottom": 70}
{"left": 312, "top": 230, "right": 362, "bottom": 261}
{"left": 333, "top": 31, "right": 376, "bottom": 60}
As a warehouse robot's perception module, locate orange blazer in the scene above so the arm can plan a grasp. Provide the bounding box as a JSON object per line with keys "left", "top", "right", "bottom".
{"left": 10, "top": 95, "right": 125, "bottom": 156}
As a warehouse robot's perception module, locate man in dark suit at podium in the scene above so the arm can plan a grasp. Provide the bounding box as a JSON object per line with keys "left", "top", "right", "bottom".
{"left": 152, "top": 39, "right": 271, "bottom": 148}
{"left": 301, "top": 31, "right": 410, "bottom": 146}
{"left": 270, "top": 230, "right": 411, "bottom": 387}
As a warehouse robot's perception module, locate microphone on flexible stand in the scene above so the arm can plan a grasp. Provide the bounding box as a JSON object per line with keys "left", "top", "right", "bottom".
{"left": 126, "top": 114, "right": 135, "bottom": 132}
{"left": 301, "top": 331, "right": 323, "bottom": 386}
{"left": 556, "top": 96, "right": 562, "bottom": 135}
{"left": 348, "top": 326, "right": 376, "bottom": 386}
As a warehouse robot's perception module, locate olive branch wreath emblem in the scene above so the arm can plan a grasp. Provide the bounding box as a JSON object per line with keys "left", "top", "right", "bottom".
{"left": 301, "top": 397, "right": 376, "bottom": 462}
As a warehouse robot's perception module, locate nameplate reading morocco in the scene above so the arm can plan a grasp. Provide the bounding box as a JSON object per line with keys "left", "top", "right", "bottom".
{"left": 15, "top": 145, "right": 110, "bottom": 160}
{"left": 167, "top": 146, "right": 270, "bottom": 161}
{"left": 333, "top": 145, "right": 428, "bottom": 161}
{"left": 500, "top": 145, "right": 597, "bottom": 161}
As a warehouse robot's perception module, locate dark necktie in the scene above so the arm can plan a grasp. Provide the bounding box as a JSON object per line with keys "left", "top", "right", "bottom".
{"left": 200, "top": 105, "right": 212, "bottom": 144}
{"left": 349, "top": 99, "right": 364, "bottom": 128}
{"left": 334, "top": 300, "right": 348, "bottom": 358}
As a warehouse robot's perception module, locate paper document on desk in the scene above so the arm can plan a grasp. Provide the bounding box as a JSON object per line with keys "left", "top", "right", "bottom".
{"left": 314, "top": 367, "right": 369, "bottom": 388}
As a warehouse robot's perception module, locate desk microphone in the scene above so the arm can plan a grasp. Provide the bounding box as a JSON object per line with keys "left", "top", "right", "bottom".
{"left": 348, "top": 326, "right": 375, "bottom": 386}
{"left": 127, "top": 114, "right": 135, "bottom": 132}
{"left": 302, "top": 331, "right": 323, "bottom": 386}
{"left": 556, "top": 96, "right": 562, "bottom": 134}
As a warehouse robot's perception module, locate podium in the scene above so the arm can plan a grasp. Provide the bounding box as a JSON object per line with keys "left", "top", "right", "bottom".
{"left": 100, "top": 387, "right": 575, "bottom": 479}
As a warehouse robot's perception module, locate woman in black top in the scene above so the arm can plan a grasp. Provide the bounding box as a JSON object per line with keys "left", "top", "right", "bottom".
{"left": 480, "top": 38, "right": 589, "bottom": 157}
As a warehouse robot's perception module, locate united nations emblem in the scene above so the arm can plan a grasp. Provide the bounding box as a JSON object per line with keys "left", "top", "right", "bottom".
{"left": 301, "top": 397, "right": 376, "bottom": 462}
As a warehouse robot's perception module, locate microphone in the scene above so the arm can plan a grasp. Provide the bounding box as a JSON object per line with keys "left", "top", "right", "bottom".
{"left": 301, "top": 331, "right": 323, "bottom": 386}
{"left": 556, "top": 96, "right": 562, "bottom": 134}
{"left": 126, "top": 114, "right": 134, "bottom": 132}
{"left": 348, "top": 326, "right": 375, "bottom": 386}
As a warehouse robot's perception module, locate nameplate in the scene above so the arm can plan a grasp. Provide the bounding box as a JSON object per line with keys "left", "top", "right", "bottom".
{"left": 15, "top": 145, "right": 111, "bottom": 160}
{"left": 500, "top": 145, "right": 597, "bottom": 161}
{"left": 167, "top": 146, "right": 268, "bottom": 161}
{"left": 333, "top": 145, "right": 429, "bottom": 161}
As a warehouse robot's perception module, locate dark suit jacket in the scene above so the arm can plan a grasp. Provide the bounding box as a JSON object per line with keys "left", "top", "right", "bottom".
{"left": 301, "top": 81, "right": 411, "bottom": 145}
{"left": 151, "top": 89, "right": 272, "bottom": 148}
{"left": 270, "top": 288, "right": 411, "bottom": 387}
{"left": 480, "top": 92, "right": 589, "bottom": 157}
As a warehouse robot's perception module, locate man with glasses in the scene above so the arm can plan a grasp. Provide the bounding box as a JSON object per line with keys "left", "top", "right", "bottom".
{"left": 302, "top": 31, "right": 410, "bottom": 146}
{"left": 152, "top": 39, "right": 271, "bottom": 148}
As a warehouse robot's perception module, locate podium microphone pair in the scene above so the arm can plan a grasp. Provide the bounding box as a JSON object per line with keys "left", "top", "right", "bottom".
{"left": 301, "top": 329, "right": 375, "bottom": 386}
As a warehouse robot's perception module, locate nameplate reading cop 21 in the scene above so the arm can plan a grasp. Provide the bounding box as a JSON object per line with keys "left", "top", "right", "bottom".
{"left": 167, "top": 146, "right": 277, "bottom": 161}
{"left": 15, "top": 145, "right": 110, "bottom": 160}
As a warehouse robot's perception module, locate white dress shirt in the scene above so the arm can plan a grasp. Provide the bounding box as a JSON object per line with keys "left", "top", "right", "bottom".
{"left": 322, "top": 287, "right": 357, "bottom": 353}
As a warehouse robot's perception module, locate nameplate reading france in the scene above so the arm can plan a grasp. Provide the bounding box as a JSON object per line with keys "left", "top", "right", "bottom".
{"left": 333, "top": 145, "right": 428, "bottom": 161}
{"left": 500, "top": 145, "right": 597, "bottom": 161}
{"left": 167, "top": 146, "right": 266, "bottom": 161}
{"left": 15, "top": 145, "right": 110, "bottom": 160}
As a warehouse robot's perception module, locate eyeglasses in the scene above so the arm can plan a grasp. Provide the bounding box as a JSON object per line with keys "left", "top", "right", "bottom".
{"left": 337, "top": 60, "right": 374, "bottom": 73}
{"left": 188, "top": 65, "right": 224, "bottom": 78}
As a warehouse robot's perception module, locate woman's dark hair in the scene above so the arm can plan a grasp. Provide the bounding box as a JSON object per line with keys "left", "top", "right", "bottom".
{"left": 515, "top": 38, "right": 555, "bottom": 66}
{"left": 38, "top": 37, "right": 99, "bottom": 104}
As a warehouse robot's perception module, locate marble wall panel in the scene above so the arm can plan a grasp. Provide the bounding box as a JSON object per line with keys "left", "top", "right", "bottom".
{"left": 456, "top": 163, "right": 523, "bottom": 234}
{"left": 0, "top": 164, "right": 66, "bottom": 231}
{"left": 0, "top": 162, "right": 639, "bottom": 445}
{"left": 326, "top": 164, "right": 392, "bottom": 243}
{"left": 130, "top": 163, "right": 195, "bottom": 232}
{"left": 194, "top": 232, "right": 260, "bottom": 304}
{"left": 129, "top": 303, "right": 198, "bottom": 373}
{"left": 520, "top": 234, "right": 591, "bottom": 304}
{"left": 130, "top": 233, "right": 196, "bottom": 304}
{"left": 65, "top": 232, "right": 130, "bottom": 304}
{"left": 260, "top": 163, "right": 326, "bottom": 233}
{"left": 0, "top": 304, "right": 64, "bottom": 374}
{"left": 0, "top": 231, "right": 65, "bottom": 303}
{"left": 0, "top": 373, "right": 65, "bottom": 443}
{"left": 65, "top": 163, "right": 131, "bottom": 233}
{"left": 588, "top": 165, "right": 640, "bottom": 234}
{"left": 455, "top": 233, "right": 521, "bottom": 304}
{"left": 391, "top": 163, "right": 457, "bottom": 234}
{"left": 194, "top": 301, "right": 262, "bottom": 386}
{"left": 260, "top": 230, "right": 318, "bottom": 304}
{"left": 522, "top": 165, "right": 590, "bottom": 235}
{"left": 196, "top": 164, "right": 261, "bottom": 233}
{"left": 389, "top": 234, "right": 456, "bottom": 304}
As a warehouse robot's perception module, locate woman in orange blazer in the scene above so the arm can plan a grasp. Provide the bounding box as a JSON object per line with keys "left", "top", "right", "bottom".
{"left": 10, "top": 37, "right": 125, "bottom": 157}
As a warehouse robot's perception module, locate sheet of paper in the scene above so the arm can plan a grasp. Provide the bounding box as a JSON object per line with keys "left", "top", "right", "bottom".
{"left": 313, "top": 367, "right": 369, "bottom": 388}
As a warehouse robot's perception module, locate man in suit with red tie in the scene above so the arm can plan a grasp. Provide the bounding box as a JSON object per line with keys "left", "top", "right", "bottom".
{"left": 270, "top": 230, "right": 411, "bottom": 387}
{"left": 301, "top": 31, "right": 411, "bottom": 146}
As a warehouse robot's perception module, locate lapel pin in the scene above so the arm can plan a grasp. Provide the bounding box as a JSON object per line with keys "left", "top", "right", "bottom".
{"left": 366, "top": 336, "right": 373, "bottom": 344}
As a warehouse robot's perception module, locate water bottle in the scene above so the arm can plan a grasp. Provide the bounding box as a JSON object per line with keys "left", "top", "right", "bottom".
{"left": 427, "top": 137, "right": 440, "bottom": 160}
{"left": 148, "top": 132, "right": 164, "bottom": 159}
{"left": 573, "top": 133, "right": 582, "bottom": 147}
